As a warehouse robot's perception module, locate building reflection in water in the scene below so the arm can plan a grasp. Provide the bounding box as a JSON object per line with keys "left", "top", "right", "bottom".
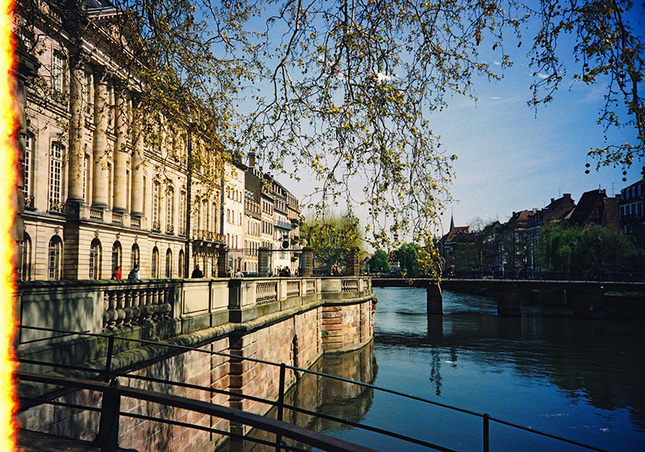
{"left": 229, "top": 342, "right": 377, "bottom": 451}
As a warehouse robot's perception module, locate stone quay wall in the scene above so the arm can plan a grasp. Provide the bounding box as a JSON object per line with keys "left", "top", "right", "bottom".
{"left": 16, "top": 276, "right": 375, "bottom": 451}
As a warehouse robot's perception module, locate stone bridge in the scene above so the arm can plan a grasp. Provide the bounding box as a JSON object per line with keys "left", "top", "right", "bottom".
{"left": 371, "top": 277, "right": 645, "bottom": 317}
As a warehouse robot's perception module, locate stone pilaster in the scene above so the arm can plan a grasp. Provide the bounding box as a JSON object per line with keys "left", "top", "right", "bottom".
{"left": 113, "top": 87, "right": 129, "bottom": 212}
{"left": 66, "top": 57, "right": 84, "bottom": 207}
{"left": 130, "top": 98, "right": 144, "bottom": 216}
{"left": 217, "top": 247, "right": 228, "bottom": 277}
{"left": 92, "top": 69, "right": 109, "bottom": 207}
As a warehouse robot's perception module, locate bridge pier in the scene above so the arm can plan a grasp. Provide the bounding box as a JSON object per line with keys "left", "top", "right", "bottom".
{"left": 427, "top": 283, "right": 443, "bottom": 315}
{"left": 569, "top": 290, "right": 606, "bottom": 319}
{"left": 496, "top": 290, "right": 522, "bottom": 317}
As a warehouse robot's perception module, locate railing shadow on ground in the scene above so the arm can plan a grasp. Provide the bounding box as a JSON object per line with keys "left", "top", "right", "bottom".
{"left": 15, "top": 326, "right": 607, "bottom": 452}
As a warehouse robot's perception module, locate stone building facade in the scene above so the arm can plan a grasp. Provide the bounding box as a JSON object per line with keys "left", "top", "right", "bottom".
{"left": 15, "top": 0, "right": 300, "bottom": 281}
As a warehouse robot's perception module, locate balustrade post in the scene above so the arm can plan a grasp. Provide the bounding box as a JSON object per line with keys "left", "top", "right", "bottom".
{"left": 151, "top": 288, "right": 160, "bottom": 320}
{"left": 123, "top": 290, "right": 133, "bottom": 327}
{"left": 130, "top": 289, "right": 141, "bottom": 325}
{"left": 104, "top": 291, "right": 118, "bottom": 331}
{"left": 115, "top": 291, "right": 126, "bottom": 328}
{"left": 161, "top": 287, "right": 172, "bottom": 318}
{"left": 142, "top": 288, "right": 153, "bottom": 323}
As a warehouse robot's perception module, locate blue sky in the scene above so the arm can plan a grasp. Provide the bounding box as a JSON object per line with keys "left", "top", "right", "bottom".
{"left": 269, "top": 3, "right": 645, "bottom": 243}
{"left": 430, "top": 61, "right": 643, "bottom": 236}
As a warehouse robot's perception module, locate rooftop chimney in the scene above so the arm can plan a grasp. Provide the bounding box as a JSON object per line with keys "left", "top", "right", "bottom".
{"left": 249, "top": 152, "right": 256, "bottom": 168}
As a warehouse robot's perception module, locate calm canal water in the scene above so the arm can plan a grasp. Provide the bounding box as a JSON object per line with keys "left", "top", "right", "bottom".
{"left": 243, "top": 287, "right": 645, "bottom": 451}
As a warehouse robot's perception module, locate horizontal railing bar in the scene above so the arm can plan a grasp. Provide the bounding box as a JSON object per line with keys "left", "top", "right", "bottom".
{"left": 287, "top": 364, "right": 483, "bottom": 418}
{"left": 122, "top": 410, "right": 309, "bottom": 452}
{"left": 19, "top": 396, "right": 101, "bottom": 414}
{"left": 18, "top": 358, "right": 104, "bottom": 376}
{"left": 120, "top": 409, "right": 287, "bottom": 450}
{"left": 18, "top": 330, "right": 92, "bottom": 345}
{"left": 281, "top": 402, "right": 457, "bottom": 452}
{"left": 19, "top": 325, "right": 111, "bottom": 339}
{"left": 16, "top": 371, "right": 375, "bottom": 452}
{"left": 16, "top": 325, "right": 606, "bottom": 451}
{"left": 112, "top": 371, "right": 278, "bottom": 408}
{"left": 489, "top": 416, "right": 607, "bottom": 451}
{"left": 19, "top": 324, "right": 295, "bottom": 369}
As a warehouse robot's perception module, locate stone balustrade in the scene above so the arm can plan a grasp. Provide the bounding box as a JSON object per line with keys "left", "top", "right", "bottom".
{"left": 16, "top": 276, "right": 373, "bottom": 351}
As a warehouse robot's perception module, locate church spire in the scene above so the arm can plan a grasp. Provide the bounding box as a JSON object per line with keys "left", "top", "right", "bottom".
{"left": 449, "top": 213, "right": 454, "bottom": 231}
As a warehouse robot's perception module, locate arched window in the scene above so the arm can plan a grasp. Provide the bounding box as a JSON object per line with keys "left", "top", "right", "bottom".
{"left": 165, "top": 248, "right": 173, "bottom": 278}
{"left": 131, "top": 243, "right": 140, "bottom": 271}
{"left": 151, "top": 246, "right": 159, "bottom": 278}
{"left": 48, "top": 235, "right": 62, "bottom": 280}
{"left": 178, "top": 249, "right": 185, "bottom": 278}
{"left": 90, "top": 238, "right": 102, "bottom": 280}
{"left": 112, "top": 241, "right": 122, "bottom": 274}
{"left": 21, "top": 233, "right": 32, "bottom": 281}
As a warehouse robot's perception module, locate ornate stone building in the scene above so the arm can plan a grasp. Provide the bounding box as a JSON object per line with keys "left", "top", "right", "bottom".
{"left": 16, "top": 0, "right": 228, "bottom": 281}
{"left": 15, "top": 0, "right": 301, "bottom": 281}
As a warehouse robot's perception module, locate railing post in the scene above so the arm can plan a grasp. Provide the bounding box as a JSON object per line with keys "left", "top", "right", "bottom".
{"left": 95, "top": 377, "right": 121, "bottom": 452}
{"left": 104, "top": 334, "right": 114, "bottom": 383}
{"left": 275, "top": 363, "right": 287, "bottom": 452}
{"left": 483, "top": 413, "right": 490, "bottom": 452}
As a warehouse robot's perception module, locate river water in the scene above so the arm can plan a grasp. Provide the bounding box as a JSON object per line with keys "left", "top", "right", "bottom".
{"left": 243, "top": 287, "right": 645, "bottom": 451}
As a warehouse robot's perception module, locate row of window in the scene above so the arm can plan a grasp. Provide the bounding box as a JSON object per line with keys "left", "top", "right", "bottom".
{"left": 226, "top": 186, "right": 243, "bottom": 203}
{"left": 621, "top": 202, "right": 644, "bottom": 219}
{"left": 22, "top": 134, "right": 65, "bottom": 213}
{"left": 226, "top": 208, "right": 243, "bottom": 226}
{"left": 622, "top": 184, "right": 643, "bottom": 201}
{"left": 19, "top": 234, "right": 195, "bottom": 281}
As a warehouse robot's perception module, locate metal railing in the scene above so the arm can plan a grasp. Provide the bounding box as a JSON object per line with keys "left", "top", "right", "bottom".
{"left": 16, "top": 325, "right": 607, "bottom": 452}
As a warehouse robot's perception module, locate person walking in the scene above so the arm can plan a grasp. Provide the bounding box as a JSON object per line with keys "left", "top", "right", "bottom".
{"left": 191, "top": 264, "right": 204, "bottom": 278}
{"left": 127, "top": 266, "right": 139, "bottom": 280}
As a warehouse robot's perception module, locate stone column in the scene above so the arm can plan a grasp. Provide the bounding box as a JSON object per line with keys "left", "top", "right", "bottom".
{"left": 130, "top": 98, "right": 144, "bottom": 216}
{"left": 345, "top": 247, "right": 359, "bottom": 276}
{"left": 217, "top": 247, "right": 228, "bottom": 277}
{"left": 258, "top": 247, "right": 270, "bottom": 277}
{"left": 92, "top": 70, "right": 109, "bottom": 207}
{"left": 301, "top": 247, "right": 313, "bottom": 277}
{"left": 66, "top": 57, "right": 84, "bottom": 207}
{"left": 113, "top": 87, "right": 129, "bottom": 212}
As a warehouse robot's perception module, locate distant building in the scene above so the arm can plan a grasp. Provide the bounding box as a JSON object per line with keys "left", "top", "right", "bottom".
{"left": 438, "top": 215, "right": 471, "bottom": 273}
{"left": 527, "top": 194, "right": 576, "bottom": 270}
{"left": 568, "top": 189, "right": 620, "bottom": 231}
{"left": 619, "top": 177, "right": 645, "bottom": 268}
